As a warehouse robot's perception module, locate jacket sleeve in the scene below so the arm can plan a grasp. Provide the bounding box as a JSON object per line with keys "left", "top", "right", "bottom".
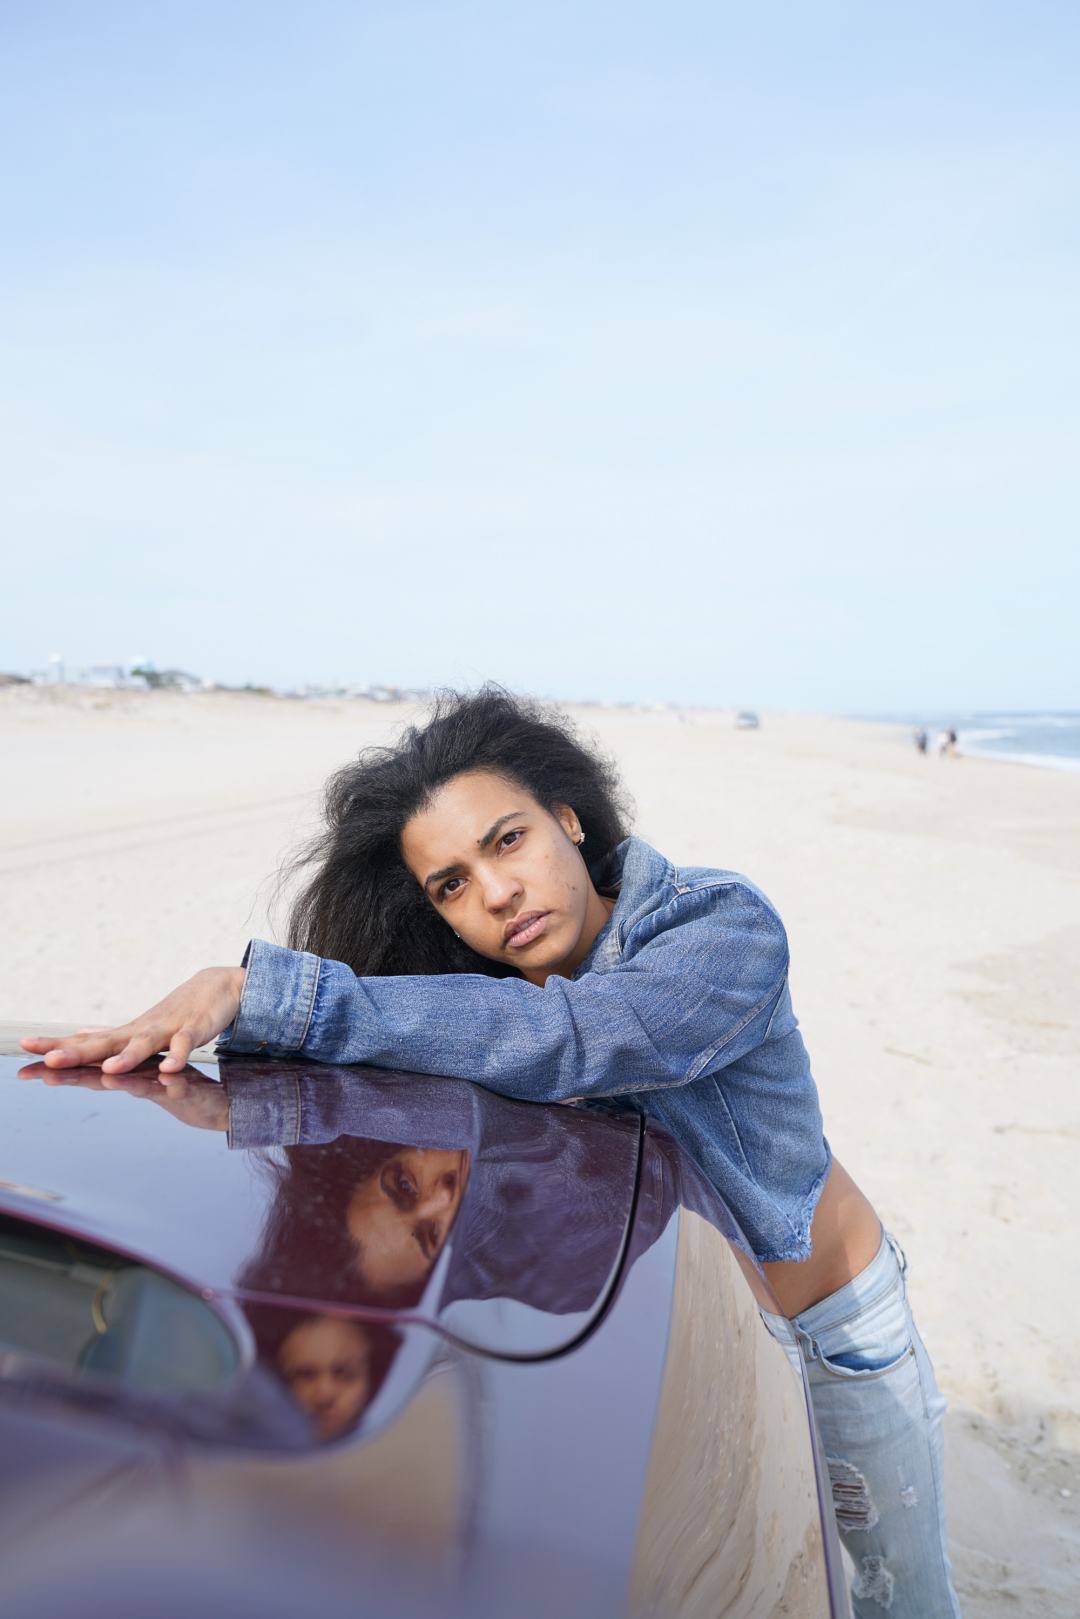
{"left": 219, "top": 884, "right": 789, "bottom": 1105}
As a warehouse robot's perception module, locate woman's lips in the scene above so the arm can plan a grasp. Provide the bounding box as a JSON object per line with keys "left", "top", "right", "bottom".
{"left": 504, "top": 911, "right": 550, "bottom": 948}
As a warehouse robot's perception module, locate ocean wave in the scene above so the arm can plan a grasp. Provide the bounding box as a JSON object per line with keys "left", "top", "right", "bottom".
{"left": 959, "top": 743, "right": 1080, "bottom": 774}
{"left": 972, "top": 713, "right": 1080, "bottom": 731}
{"left": 958, "top": 727, "right": 1013, "bottom": 746}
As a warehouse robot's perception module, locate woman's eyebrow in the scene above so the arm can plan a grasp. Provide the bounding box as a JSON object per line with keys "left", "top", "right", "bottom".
{"left": 423, "top": 811, "right": 527, "bottom": 892}
{"left": 424, "top": 862, "right": 460, "bottom": 893}
{"left": 476, "top": 811, "right": 527, "bottom": 851}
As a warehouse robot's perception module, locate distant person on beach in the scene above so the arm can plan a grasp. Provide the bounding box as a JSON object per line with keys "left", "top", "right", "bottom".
{"left": 914, "top": 726, "right": 929, "bottom": 754}
{"left": 23, "top": 688, "right": 963, "bottom": 1618}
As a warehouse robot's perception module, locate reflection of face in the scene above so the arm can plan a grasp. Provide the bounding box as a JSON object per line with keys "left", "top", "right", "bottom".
{"left": 400, "top": 771, "right": 613, "bottom": 986}
{"left": 277, "top": 1316, "right": 372, "bottom": 1440}
{"left": 346, "top": 1148, "right": 468, "bottom": 1290}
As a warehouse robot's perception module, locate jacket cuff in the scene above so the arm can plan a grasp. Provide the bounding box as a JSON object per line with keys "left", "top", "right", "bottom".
{"left": 216, "top": 939, "right": 321, "bottom": 1056}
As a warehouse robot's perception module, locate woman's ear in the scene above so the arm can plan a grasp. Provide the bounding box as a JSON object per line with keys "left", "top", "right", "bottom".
{"left": 555, "top": 804, "right": 584, "bottom": 844}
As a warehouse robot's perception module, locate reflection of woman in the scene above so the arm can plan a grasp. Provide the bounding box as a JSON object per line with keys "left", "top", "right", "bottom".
{"left": 238, "top": 1137, "right": 468, "bottom": 1309}
{"left": 25, "top": 689, "right": 960, "bottom": 1616}
{"left": 237, "top": 1137, "right": 442, "bottom": 1440}
{"left": 224, "top": 1062, "right": 684, "bottom": 1321}
{"left": 276, "top": 1316, "right": 379, "bottom": 1442}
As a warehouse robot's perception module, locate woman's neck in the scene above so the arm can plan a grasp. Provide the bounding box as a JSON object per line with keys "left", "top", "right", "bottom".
{"left": 530, "top": 891, "right": 616, "bottom": 986}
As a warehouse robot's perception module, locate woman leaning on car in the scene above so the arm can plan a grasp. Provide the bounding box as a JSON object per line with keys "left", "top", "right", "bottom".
{"left": 23, "top": 687, "right": 962, "bottom": 1619}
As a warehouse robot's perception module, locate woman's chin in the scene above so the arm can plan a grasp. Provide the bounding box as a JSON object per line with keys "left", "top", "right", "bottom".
{"left": 509, "top": 943, "right": 577, "bottom": 980}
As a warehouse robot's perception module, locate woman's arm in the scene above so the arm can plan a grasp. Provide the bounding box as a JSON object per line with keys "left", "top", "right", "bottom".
{"left": 222, "top": 884, "right": 789, "bottom": 1103}
{"left": 22, "top": 885, "right": 788, "bottom": 1103}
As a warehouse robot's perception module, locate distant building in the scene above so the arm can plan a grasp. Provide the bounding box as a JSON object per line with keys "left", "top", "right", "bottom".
{"left": 80, "top": 664, "right": 148, "bottom": 690}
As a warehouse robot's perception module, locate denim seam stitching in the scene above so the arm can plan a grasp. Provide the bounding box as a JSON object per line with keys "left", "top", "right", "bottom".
{"left": 761, "top": 975, "right": 789, "bottom": 1041}
{"left": 911, "top": 1323, "right": 957, "bottom": 1602}
{"left": 797, "top": 1280, "right": 904, "bottom": 1336}
{"left": 287, "top": 1073, "right": 302, "bottom": 1144}
{"left": 705, "top": 1077, "right": 755, "bottom": 1180}
{"left": 296, "top": 953, "right": 320, "bottom": 1049}
{"left": 797, "top": 1256, "right": 912, "bottom": 1340}
{"left": 685, "top": 970, "right": 788, "bottom": 1082}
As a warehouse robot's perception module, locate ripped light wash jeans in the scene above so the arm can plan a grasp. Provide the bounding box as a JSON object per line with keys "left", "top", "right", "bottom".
{"left": 767, "top": 1232, "right": 962, "bottom": 1618}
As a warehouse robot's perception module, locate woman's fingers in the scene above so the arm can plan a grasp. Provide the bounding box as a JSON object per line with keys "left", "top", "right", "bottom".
{"left": 101, "top": 1031, "right": 171, "bottom": 1075}
{"left": 159, "top": 1030, "right": 196, "bottom": 1078}
{"left": 30, "top": 1030, "right": 133, "bottom": 1068}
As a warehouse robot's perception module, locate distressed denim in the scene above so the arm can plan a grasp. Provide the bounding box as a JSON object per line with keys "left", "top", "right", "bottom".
{"left": 219, "top": 835, "right": 830, "bottom": 1262}
{"left": 765, "top": 1233, "right": 962, "bottom": 1618}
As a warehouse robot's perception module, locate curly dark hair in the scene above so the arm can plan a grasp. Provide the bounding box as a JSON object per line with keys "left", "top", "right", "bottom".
{"left": 284, "top": 685, "right": 632, "bottom": 977}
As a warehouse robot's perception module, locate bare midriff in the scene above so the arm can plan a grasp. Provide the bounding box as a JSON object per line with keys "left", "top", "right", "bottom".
{"left": 761, "top": 1158, "right": 883, "bottom": 1319}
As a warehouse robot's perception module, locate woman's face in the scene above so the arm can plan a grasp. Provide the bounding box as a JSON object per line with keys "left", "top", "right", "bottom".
{"left": 346, "top": 1147, "right": 468, "bottom": 1291}
{"left": 277, "top": 1316, "right": 373, "bottom": 1440}
{"left": 400, "top": 771, "right": 614, "bottom": 986}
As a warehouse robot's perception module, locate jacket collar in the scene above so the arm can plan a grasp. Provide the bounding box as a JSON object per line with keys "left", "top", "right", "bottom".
{"left": 572, "top": 836, "right": 672, "bottom": 978}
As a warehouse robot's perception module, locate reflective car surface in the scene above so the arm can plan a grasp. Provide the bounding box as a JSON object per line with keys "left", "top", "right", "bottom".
{"left": 0, "top": 1035, "right": 848, "bottom": 1617}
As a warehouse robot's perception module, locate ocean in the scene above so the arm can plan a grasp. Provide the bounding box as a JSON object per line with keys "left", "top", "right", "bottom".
{"left": 877, "top": 712, "right": 1080, "bottom": 773}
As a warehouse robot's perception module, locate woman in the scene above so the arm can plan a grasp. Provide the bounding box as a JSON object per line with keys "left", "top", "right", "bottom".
{"left": 23, "top": 687, "right": 961, "bottom": 1617}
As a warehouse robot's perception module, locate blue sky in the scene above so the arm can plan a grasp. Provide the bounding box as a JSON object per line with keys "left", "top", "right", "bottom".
{"left": 2, "top": 1, "right": 1078, "bottom": 709}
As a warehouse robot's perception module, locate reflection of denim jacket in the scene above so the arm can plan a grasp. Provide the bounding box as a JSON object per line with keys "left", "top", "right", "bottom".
{"left": 223, "top": 1062, "right": 743, "bottom": 1316}
{"left": 220, "top": 836, "right": 829, "bottom": 1262}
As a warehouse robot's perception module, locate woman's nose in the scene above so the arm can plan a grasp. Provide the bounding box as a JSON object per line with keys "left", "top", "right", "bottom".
{"left": 417, "top": 1179, "right": 456, "bottom": 1217}
{"left": 478, "top": 868, "right": 523, "bottom": 913}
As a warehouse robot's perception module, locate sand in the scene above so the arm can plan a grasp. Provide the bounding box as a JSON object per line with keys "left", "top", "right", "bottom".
{"left": 2, "top": 683, "right": 1078, "bottom": 1613}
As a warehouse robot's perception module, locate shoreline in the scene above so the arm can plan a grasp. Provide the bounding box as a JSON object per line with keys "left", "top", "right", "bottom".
{"left": 851, "top": 710, "right": 1080, "bottom": 775}
{"left": 960, "top": 745, "right": 1080, "bottom": 774}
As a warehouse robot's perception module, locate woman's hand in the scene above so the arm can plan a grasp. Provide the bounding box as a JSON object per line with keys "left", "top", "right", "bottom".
{"left": 20, "top": 966, "right": 247, "bottom": 1080}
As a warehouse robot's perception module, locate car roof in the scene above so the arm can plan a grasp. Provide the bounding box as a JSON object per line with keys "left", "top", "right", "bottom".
{"left": 0, "top": 1046, "right": 642, "bottom": 1361}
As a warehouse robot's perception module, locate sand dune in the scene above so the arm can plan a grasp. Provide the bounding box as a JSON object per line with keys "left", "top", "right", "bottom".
{"left": 2, "top": 683, "right": 1078, "bottom": 1613}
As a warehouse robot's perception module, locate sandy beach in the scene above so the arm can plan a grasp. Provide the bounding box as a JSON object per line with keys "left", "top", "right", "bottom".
{"left": 2, "top": 683, "right": 1078, "bottom": 1614}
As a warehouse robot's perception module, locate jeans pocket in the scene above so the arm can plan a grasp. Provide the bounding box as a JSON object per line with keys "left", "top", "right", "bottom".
{"left": 814, "top": 1341, "right": 916, "bottom": 1381}
{"left": 809, "top": 1287, "right": 915, "bottom": 1381}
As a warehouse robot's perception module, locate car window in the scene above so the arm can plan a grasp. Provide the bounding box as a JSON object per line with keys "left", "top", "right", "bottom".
{"left": 0, "top": 1214, "right": 239, "bottom": 1394}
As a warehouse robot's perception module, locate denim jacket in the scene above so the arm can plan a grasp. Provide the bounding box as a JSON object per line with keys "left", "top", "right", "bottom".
{"left": 220, "top": 836, "right": 830, "bottom": 1262}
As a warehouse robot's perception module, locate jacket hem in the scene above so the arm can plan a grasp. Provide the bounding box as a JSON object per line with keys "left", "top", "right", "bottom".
{"left": 750, "top": 1138, "right": 833, "bottom": 1265}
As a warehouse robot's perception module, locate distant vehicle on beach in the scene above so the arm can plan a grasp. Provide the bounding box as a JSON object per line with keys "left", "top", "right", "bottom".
{"left": 734, "top": 710, "right": 761, "bottom": 730}
{"left": 0, "top": 1038, "right": 848, "bottom": 1617}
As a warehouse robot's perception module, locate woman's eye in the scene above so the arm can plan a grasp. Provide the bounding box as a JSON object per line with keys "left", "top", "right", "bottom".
{"left": 439, "top": 877, "right": 463, "bottom": 900}
{"left": 498, "top": 829, "right": 523, "bottom": 851}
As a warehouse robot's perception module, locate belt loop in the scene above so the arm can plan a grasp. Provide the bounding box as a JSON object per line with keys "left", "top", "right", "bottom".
{"left": 884, "top": 1229, "right": 909, "bottom": 1279}
{"left": 793, "top": 1323, "right": 818, "bottom": 1361}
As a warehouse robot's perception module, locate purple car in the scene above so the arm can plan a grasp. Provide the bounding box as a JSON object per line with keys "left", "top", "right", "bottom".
{"left": 0, "top": 1037, "right": 848, "bottom": 1618}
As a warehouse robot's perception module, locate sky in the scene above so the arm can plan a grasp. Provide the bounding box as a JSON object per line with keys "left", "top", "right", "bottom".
{"left": 2, "top": 1, "right": 1078, "bottom": 710}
